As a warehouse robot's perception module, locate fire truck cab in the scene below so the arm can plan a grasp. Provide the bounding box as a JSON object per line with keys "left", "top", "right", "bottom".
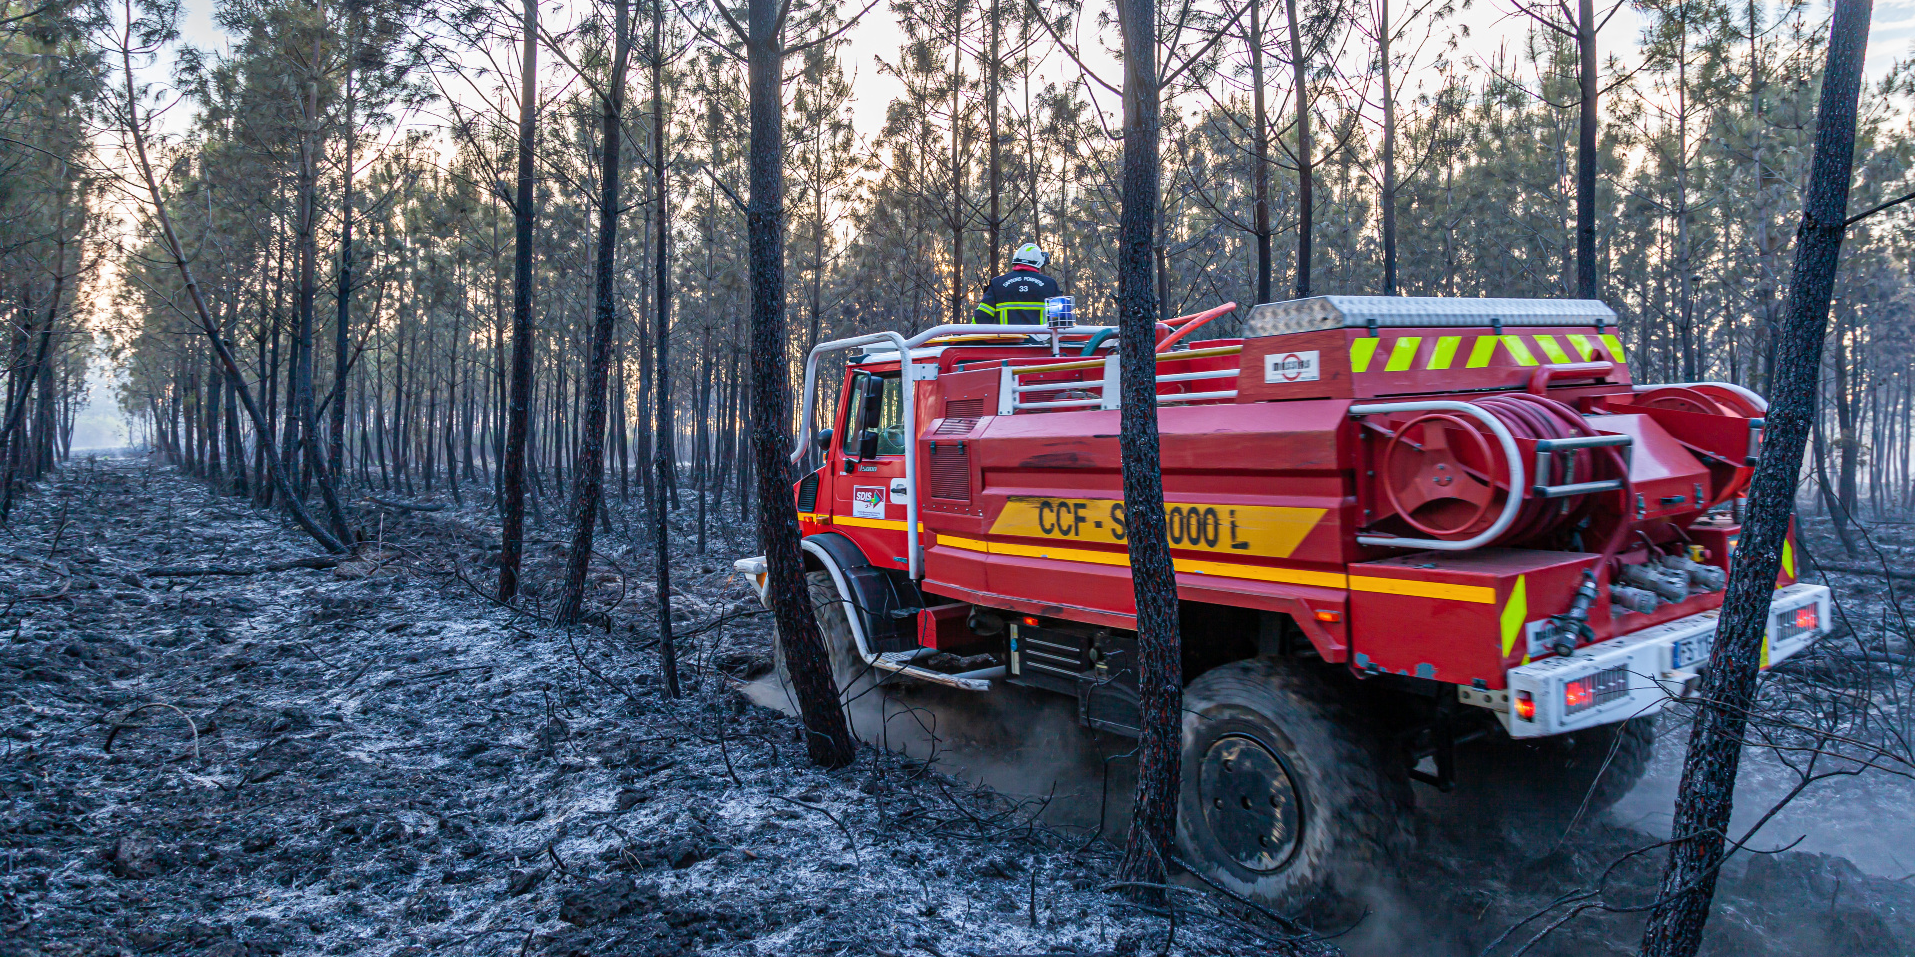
{"left": 737, "top": 296, "right": 1830, "bottom": 908}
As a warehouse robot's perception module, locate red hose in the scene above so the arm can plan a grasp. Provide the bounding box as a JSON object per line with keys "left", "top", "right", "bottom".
{"left": 1156, "top": 303, "right": 1238, "bottom": 353}
{"left": 1472, "top": 393, "right": 1629, "bottom": 546}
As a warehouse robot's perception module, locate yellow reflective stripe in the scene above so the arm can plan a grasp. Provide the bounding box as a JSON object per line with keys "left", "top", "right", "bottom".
{"left": 936, "top": 534, "right": 992, "bottom": 553}
{"left": 1782, "top": 539, "right": 1795, "bottom": 578}
{"left": 1350, "top": 337, "right": 1382, "bottom": 373}
{"left": 1600, "top": 333, "right": 1627, "bottom": 362}
{"left": 1179, "top": 556, "right": 1348, "bottom": 589}
{"left": 1501, "top": 335, "right": 1539, "bottom": 366}
{"left": 1566, "top": 334, "right": 1596, "bottom": 361}
{"left": 1351, "top": 575, "right": 1497, "bottom": 604}
{"left": 1428, "top": 336, "right": 1462, "bottom": 370}
{"left": 1500, "top": 575, "right": 1529, "bottom": 658}
{"left": 1535, "top": 335, "right": 1572, "bottom": 364}
{"left": 1385, "top": 336, "right": 1423, "bottom": 372}
{"left": 1466, "top": 335, "right": 1499, "bottom": 368}
{"left": 833, "top": 515, "right": 924, "bottom": 531}
{"left": 935, "top": 534, "right": 1348, "bottom": 589}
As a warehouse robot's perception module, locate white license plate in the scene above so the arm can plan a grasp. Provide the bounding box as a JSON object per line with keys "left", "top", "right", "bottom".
{"left": 1672, "top": 631, "right": 1714, "bottom": 669}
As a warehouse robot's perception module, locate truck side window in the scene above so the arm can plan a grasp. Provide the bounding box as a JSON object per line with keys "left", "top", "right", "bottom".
{"left": 842, "top": 374, "right": 907, "bottom": 456}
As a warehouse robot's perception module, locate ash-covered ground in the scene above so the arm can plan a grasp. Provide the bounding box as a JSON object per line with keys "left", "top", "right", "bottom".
{"left": 3, "top": 455, "right": 1912, "bottom": 957}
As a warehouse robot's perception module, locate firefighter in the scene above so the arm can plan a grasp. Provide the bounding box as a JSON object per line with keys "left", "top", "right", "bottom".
{"left": 972, "top": 243, "right": 1063, "bottom": 325}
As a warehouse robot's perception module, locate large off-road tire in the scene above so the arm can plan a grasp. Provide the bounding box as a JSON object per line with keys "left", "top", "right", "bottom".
{"left": 770, "top": 571, "right": 867, "bottom": 704}
{"left": 1462, "top": 715, "right": 1657, "bottom": 822}
{"left": 1175, "top": 659, "right": 1413, "bottom": 911}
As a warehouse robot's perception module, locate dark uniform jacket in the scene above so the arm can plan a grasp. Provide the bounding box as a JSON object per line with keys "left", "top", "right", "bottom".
{"left": 972, "top": 268, "right": 1063, "bottom": 324}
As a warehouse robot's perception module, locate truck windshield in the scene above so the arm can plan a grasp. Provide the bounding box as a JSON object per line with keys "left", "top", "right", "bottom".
{"left": 843, "top": 373, "right": 907, "bottom": 456}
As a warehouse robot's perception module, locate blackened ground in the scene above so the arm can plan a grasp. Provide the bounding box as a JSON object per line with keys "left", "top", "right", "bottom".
{"left": 0, "top": 456, "right": 1910, "bottom": 957}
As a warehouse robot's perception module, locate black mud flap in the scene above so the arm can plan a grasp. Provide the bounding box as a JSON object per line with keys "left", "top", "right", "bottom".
{"left": 805, "top": 533, "right": 923, "bottom": 654}
{"left": 1082, "top": 630, "right": 1141, "bottom": 736}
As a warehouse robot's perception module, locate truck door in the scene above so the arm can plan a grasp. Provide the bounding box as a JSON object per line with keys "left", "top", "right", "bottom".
{"left": 831, "top": 371, "right": 912, "bottom": 571}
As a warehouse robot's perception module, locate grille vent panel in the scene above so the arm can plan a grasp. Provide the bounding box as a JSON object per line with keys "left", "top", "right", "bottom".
{"left": 929, "top": 443, "right": 971, "bottom": 501}
{"left": 945, "top": 398, "right": 985, "bottom": 418}
{"left": 937, "top": 417, "right": 979, "bottom": 435}
{"left": 795, "top": 470, "right": 820, "bottom": 512}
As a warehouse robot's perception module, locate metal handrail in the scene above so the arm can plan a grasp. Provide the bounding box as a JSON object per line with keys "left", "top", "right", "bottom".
{"left": 1532, "top": 433, "right": 1633, "bottom": 499}
{"left": 790, "top": 329, "right": 925, "bottom": 578}
{"left": 1349, "top": 401, "right": 1528, "bottom": 552}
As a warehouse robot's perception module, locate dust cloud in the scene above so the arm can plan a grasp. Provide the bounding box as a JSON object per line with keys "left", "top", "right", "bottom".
{"left": 744, "top": 669, "right": 1138, "bottom": 837}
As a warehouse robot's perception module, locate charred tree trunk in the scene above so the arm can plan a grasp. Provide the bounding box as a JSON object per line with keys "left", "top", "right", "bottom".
{"left": 332, "top": 70, "right": 356, "bottom": 479}
{"left": 499, "top": 0, "right": 540, "bottom": 601}
{"left": 1248, "top": 0, "right": 1272, "bottom": 304}
{"left": 1639, "top": 0, "right": 1871, "bottom": 951}
{"left": 650, "top": 0, "right": 680, "bottom": 695}
{"left": 556, "top": 0, "right": 632, "bottom": 626}
{"left": 746, "top": 0, "right": 854, "bottom": 768}
{"left": 1284, "top": 0, "right": 1311, "bottom": 297}
{"left": 986, "top": 0, "right": 1001, "bottom": 276}
{"left": 1379, "top": 0, "right": 1397, "bottom": 296}
{"left": 1114, "top": 0, "right": 1182, "bottom": 893}
{"left": 1575, "top": 0, "right": 1598, "bottom": 299}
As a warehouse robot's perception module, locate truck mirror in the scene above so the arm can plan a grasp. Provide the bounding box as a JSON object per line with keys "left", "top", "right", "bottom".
{"left": 814, "top": 427, "right": 834, "bottom": 451}
{"left": 858, "top": 429, "right": 880, "bottom": 459}
{"left": 860, "top": 387, "right": 884, "bottom": 433}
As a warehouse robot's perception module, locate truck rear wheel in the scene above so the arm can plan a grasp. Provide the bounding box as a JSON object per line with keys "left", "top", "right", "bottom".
{"left": 1176, "top": 659, "right": 1412, "bottom": 911}
{"left": 1459, "top": 715, "right": 1657, "bottom": 823}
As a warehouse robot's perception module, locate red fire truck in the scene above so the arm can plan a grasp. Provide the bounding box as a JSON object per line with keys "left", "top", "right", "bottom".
{"left": 736, "top": 296, "right": 1829, "bottom": 907}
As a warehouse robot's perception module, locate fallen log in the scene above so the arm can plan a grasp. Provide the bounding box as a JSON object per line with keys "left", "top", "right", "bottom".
{"left": 141, "top": 556, "right": 341, "bottom": 577}
{"left": 367, "top": 495, "right": 447, "bottom": 512}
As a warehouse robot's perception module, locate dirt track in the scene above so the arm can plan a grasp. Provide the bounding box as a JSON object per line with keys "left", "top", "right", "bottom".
{"left": 2, "top": 455, "right": 1912, "bottom": 957}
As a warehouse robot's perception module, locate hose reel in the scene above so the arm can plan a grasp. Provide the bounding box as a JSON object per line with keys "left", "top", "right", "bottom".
{"left": 1358, "top": 394, "right": 1631, "bottom": 551}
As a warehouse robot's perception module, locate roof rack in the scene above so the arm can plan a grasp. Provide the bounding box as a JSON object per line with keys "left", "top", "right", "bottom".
{"left": 1244, "top": 296, "right": 1615, "bottom": 338}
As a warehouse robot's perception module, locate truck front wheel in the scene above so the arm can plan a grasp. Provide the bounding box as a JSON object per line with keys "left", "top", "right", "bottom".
{"left": 770, "top": 571, "right": 869, "bottom": 705}
{"left": 1176, "top": 659, "right": 1412, "bottom": 911}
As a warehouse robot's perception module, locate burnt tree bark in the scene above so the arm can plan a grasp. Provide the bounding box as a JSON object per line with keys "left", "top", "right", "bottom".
{"left": 1114, "top": 0, "right": 1182, "bottom": 893}
{"left": 1283, "top": 0, "right": 1311, "bottom": 297}
{"left": 292, "top": 2, "right": 355, "bottom": 546}
{"left": 1638, "top": 0, "right": 1872, "bottom": 951}
{"left": 557, "top": 0, "right": 633, "bottom": 626}
{"left": 743, "top": 0, "right": 855, "bottom": 768}
{"left": 1574, "top": 0, "right": 1597, "bottom": 299}
{"left": 1378, "top": 0, "right": 1397, "bottom": 295}
{"left": 1248, "top": 0, "right": 1272, "bottom": 304}
{"left": 332, "top": 69, "right": 356, "bottom": 479}
{"left": 498, "top": 0, "right": 540, "bottom": 601}
{"left": 650, "top": 0, "right": 680, "bottom": 696}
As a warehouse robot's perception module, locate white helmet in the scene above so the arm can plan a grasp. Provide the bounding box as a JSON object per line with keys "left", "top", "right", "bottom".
{"left": 1011, "top": 242, "right": 1049, "bottom": 271}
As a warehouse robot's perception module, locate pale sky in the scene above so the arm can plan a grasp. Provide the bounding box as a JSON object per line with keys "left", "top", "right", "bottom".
{"left": 78, "top": 0, "right": 1912, "bottom": 448}
{"left": 163, "top": 0, "right": 1915, "bottom": 144}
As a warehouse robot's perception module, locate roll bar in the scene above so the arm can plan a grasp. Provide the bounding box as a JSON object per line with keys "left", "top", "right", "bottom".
{"left": 789, "top": 323, "right": 1112, "bottom": 579}
{"left": 1348, "top": 401, "right": 1528, "bottom": 552}
{"left": 1638, "top": 380, "right": 1769, "bottom": 414}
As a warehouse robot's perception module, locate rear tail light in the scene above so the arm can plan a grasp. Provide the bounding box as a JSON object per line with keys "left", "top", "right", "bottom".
{"left": 1772, "top": 602, "right": 1820, "bottom": 643}
{"left": 1563, "top": 665, "right": 1629, "bottom": 715}
{"left": 1514, "top": 690, "right": 1535, "bottom": 721}
{"left": 1564, "top": 680, "right": 1593, "bottom": 712}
